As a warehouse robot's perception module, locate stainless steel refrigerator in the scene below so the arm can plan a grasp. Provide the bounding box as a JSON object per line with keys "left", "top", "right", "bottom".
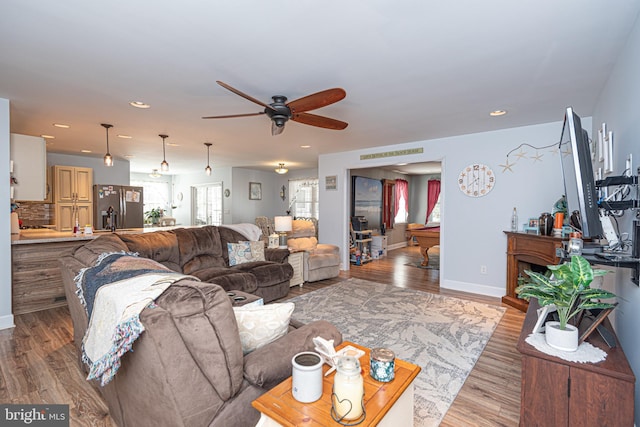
{"left": 93, "top": 185, "right": 144, "bottom": 230}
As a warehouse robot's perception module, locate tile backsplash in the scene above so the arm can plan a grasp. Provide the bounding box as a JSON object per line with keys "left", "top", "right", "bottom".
{"left": 15, "top": 202, "right": 54, "bottom": 226}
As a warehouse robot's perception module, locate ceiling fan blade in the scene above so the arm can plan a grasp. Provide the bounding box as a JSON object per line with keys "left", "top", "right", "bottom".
{"left": 292, "top": 112, "right": 348, "bottom": 130}
{"left": 271, "top": 121, "right": 285, "bottom": 136}
{"left": 202, "top": 112, "right": 265, "bottom": 119}
{"left": 287, "top": 88, "right": 346, "bottom": 113}
{"left": 216, "top": 81, "right": 276, "bottom": 112}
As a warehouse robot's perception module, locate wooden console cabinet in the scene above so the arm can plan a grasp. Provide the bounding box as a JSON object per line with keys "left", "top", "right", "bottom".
{"left": 503, "top": 232, "right": 565, "bottom": 311}
{"left": 517, "top": 299, "right": 635, "bottom": 426}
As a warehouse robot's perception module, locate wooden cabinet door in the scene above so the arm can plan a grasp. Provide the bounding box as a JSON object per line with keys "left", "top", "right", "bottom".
{"left": 54, "top": 166, "right": 75, "bottom": 203}
{"left": 569, "top": 367, "right": 635, "bottom": 427}
{"left": 520, "top": 355, "right": 569, "bottom": 426}
{"left": 56, "top": 204, "right": 75, "bottom": 232}
{"left": 76, "top": 204, "right": 92, "bottom": 228}
{"left": 75, "top": 167, "right": 93, "bottom": 202}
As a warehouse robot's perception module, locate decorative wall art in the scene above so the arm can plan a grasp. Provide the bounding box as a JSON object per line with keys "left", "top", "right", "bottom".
{"left": 249, "top": 182, "right": 262, "bottom": 200}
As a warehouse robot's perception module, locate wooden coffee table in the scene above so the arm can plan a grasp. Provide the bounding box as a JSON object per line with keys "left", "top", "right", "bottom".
{"left": 252, "top": 341, "right": 421, "bottom": 426}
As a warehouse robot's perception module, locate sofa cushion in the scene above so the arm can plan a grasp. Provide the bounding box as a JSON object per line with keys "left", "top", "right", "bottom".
{"left": 289, "top": 219, "right": 316, "bottom": 238}
{"left": 190, "top": 268, "right": 258, "bottom": 294}
{"left": 71, "top": 233, "right": 129, "bottom": 266}
{"left": 173, "top": 226, "right": 226, "bottom": 274}
{"left": 233, "top": 302, "right": 295, "bottom": 354}
{"left": 230, "top": 261, "right": 293, "bottom": 287}
{"left": 287, "top": 236, "right": 318, "bottom": 252}
{"left": 118, "top": 231, "right": 181, "bottom": 271}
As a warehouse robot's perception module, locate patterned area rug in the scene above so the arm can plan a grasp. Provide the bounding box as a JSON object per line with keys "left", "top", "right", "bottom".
{"left": 287, "top": 278, "right": 505, "bottom": 426}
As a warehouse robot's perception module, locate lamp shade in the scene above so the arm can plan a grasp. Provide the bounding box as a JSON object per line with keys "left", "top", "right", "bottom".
{"left": 274, "top": 216, "right": 293, "bottom": 232}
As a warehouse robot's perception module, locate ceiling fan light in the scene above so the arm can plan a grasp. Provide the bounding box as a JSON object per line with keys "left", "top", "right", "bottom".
{"left": 275, "top": 163, "right": 288, "bottom": 174}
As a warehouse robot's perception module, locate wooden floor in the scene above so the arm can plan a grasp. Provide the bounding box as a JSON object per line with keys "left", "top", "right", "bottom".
{"left": 0, "top": 246, "right": 525, "bottom": 426}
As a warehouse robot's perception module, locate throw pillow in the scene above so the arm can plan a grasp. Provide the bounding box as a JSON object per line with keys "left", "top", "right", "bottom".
{"left": 248, "top": 240, "right": 266, "bottom": 261}
{"left": 233, "top": 302, "right": 295, "bottom": 354}
{"left": 227, "top": 241, "right": 253, "bottom": 266}
{"left": 227, "top": 241, "right": 266, "bottom": 265}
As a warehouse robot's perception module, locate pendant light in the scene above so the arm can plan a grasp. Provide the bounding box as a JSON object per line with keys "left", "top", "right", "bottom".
{"left": 204, "top": 142, "right": 212, "bottom": 175}
{"left": 159, "top": 134, "right": 169, "bottom": 172}
{"left": 275, "top": 163, "right": 288, "bottom": 174}
{"left": 102, "top": 123, "right": 113, "bottom": 167}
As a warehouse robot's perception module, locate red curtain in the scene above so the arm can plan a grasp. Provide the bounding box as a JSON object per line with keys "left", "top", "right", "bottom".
{"left": 394, "top": 179, "right": 409, "bottom": 218}
{"left": 425, "top": 180, "right": 441, "bottom": 223}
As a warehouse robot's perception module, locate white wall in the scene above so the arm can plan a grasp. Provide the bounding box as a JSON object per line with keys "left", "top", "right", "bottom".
{"left": 319, "top": 120, "right": 571, "bottom": 298}
{"left": 592, "top": 13, "right": 640, "bottom": 424}
{"left": 173, "top": 166, "right": 233, "bottom": 225}
{"left": 232, "top": 167, "right": 290, "bottom": 224}
{"left": 1, "top": 98, "right": 14, "bottom": 329}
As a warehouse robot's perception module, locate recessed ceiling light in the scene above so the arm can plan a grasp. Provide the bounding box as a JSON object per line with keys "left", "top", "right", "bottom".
{"left": 129, "top": 101, "right": 150, "bottom": 109}
{"left": 41, "top": 134, "right": 55, "bottom": 139}
{"left": 490, "top": 110, "right": 507, "bottom": 116}
{"left": 81, "top": 149, "right": 92, "bottom": 153}
{"left": 53, "top": 123, "right": 70, "bottom": 128}
{"left": 167, "top": 143, "right": 180, "bottom": 147}
{"left": 300, "top": 145, "right": 311, "bottom": 149}
{"left": 396, "top": 163, "right": 408, "bottom": 166}
{"left": 117, "top": 134, "right": 133, "bottom": 139}
{"left": 124, "top": 155, "right": 134, "bottom": 159}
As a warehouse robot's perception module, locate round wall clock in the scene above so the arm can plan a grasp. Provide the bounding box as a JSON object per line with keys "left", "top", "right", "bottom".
{"left": 458, "top": 163, "right": 495, "bottom": 197}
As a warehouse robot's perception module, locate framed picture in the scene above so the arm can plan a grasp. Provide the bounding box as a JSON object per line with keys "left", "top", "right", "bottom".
{"left": 533, "top": 304, "right": 557, "bottom": 334}
{"left": 249, "top": 182, "right": 262, "bottom": 200}
{"left": 528, "top": 218, "right": 539, "bottom": 228}
{"left": 325, "top": 175, "right": 337, "bottom": 191}
{"left": 578, "top": 304, "right": 618, "bottom": 345}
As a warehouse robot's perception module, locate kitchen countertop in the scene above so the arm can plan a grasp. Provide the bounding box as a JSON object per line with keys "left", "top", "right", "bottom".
{"left": 10, "top": 226, "right": 180, "bottom": 245}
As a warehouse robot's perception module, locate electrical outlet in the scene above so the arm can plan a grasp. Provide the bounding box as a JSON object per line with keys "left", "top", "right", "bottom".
{"left": 480, "top": 265, "right": 487, "bottom": 274}
{"left": 626, "top": 154, "right": 633, "bottom": 176}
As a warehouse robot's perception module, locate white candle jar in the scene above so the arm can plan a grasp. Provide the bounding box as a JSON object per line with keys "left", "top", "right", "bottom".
{"left": 332, "top": 355, "right": 364, "bottom": 422}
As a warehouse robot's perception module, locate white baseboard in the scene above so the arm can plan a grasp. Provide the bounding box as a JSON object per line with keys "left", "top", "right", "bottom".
{"left": 0, "top": 314, "right": 15, "bottom": 330}
{"left": 441, "top": 279, "right": 504, "bottom": 299}
{"left": 387, "top": 241, "right": 407, "bottom": 251}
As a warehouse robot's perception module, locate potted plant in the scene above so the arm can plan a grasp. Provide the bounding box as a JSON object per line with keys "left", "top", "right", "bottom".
{"left": 516, "top": 255, "right": 616, "bottom": 352}
{"left": 144, "top": 208, "right": 163, "bottom": 225}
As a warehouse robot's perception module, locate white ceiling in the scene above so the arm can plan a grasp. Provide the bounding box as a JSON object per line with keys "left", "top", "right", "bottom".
{"left": 2, "top": 1, "right": 639, "bottom": 175}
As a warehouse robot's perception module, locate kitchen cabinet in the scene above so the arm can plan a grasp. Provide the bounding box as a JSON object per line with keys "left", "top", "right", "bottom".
{"left": 54, "top": 165, "right": 93, "bottom": 203}
{"left": 10, "top": 134, "right": 47, "bottom": 201}
{"left": 56, "top": 203, "right": 92, "bottom": 232}
{"left": 517, "top": 299, "right": 635, "bottom": 426}
{"left": 53, "top": 165, "right": 93, "bottom": 231}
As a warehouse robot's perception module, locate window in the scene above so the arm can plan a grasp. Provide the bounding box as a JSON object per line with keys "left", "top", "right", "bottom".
{"left": 428, "top": 196, "right": 441, "bottom": 223}
{"left": 131, "top": 179, "right": 170, "bottom": 213}
{"left": 288, "top": 178, "right": 319, "bottom": 219}
{"left": 393, "top": 179, "right": 409, "bottom": 224}
{"left": 191, "top": 182, "right": 223, "bottom": 225}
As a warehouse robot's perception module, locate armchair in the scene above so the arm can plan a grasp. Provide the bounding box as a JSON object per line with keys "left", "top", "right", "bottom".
{"left": 287, "top": 219, "right": 340, "bottom": 282}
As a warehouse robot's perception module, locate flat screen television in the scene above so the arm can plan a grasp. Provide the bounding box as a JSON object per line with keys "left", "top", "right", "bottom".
{"left": 559, "top": 106, "right": 603, "bottom": 239}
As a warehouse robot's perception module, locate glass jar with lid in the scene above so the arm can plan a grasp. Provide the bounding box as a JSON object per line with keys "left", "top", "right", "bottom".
{"left": 332, "top": 356, "right": 364, "bottom": 422}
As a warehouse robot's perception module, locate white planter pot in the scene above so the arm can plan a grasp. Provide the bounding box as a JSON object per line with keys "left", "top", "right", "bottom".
{"left": 545, "top": 321, "right": 579, "bottom": 352}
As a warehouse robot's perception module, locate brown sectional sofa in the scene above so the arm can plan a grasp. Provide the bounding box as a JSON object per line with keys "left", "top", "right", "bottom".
{"left": 59, "top": 226, "right": 343, "bottom": 427}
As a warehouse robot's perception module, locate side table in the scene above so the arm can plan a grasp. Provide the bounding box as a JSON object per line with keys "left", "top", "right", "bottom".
{"left": 288, "top": 250, "right": 304, "bottom": 288}
{"left": 252, "top": 341, "right": 420, "bottom": 426}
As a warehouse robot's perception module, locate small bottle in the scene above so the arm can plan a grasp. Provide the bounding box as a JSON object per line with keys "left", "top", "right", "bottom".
{"left": 73, "top": 217, "right": 79, "bottom": 235}
{"left": 511, "top": 208, "right": 518, "bottom": 232}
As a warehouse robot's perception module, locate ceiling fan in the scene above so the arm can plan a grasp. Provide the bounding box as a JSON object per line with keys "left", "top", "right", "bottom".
{"left": 203, "top": 81, "right": 348, "bottom": 136}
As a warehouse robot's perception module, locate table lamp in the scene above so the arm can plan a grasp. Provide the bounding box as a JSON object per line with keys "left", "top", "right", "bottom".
{"left": 274, "top": 216, "right": 293, "bottom": 249}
